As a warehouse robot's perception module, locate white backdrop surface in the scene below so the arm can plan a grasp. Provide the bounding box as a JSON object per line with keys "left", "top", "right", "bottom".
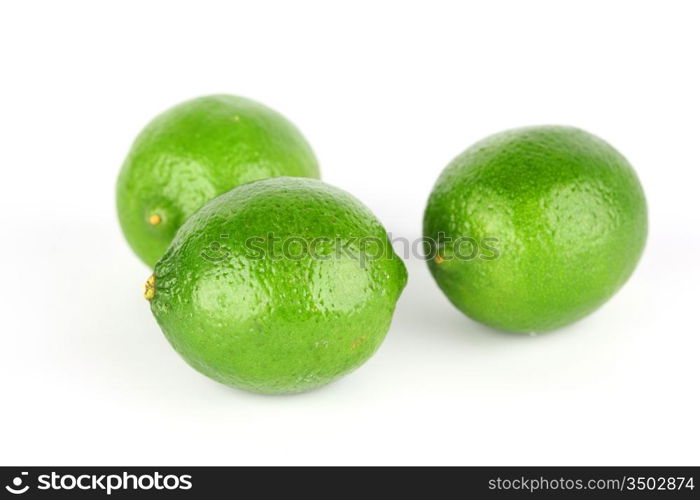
{"left": 0, "top": 1, "right": 698, "bottom": 465}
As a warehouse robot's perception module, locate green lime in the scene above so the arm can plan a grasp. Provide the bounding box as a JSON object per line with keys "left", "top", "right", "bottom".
{"left": 148, "top": 177, "right": 407, "bottom": 394}
{"left": 423, "top": 126, "right": 647, "bottom": 333}
{"left": 117, "top": 95, "right": 320, "bottom": 267}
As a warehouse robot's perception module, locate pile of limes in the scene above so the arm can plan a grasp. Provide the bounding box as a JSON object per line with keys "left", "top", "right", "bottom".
{"left": 117, "top": 95, "right": 647, "bottom": 394}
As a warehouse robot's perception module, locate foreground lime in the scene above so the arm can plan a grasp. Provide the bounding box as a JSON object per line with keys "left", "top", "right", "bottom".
{"left": 117, "top": 95, "right": 320, "bottom": 267}
{"left": 148, "top": 177, "right": 407, "bottom": 394}
{"left": 424, "top": 126, "right": 647, "bottom": 333}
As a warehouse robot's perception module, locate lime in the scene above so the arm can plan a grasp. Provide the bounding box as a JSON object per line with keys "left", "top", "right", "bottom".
{"left": 148, "top": 177, "right": 407, "bottom": 394}
{"left": 423, "top": 126, "right": 647, "bottom": 333}
{"left": 117, "top": 95, "right": 320, "bottom": 267}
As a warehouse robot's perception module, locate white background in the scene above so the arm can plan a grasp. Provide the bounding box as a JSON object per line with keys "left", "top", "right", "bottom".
{"left": 1, "top": 1, "right": 698, "bottom": 466}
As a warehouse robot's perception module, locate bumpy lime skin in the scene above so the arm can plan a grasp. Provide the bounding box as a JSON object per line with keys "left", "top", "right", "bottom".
{"left": 150, "top": 178, "right": 408, "bottom": 394}
{"left": 117, "top": 95, "right": 320, "bottom": 267}
{"left": 424, "top": 126, "right": 647, "bottom": 333}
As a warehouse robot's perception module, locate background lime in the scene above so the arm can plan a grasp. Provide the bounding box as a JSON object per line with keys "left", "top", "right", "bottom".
{"left": 117, "top": 95, "right": 320, "bottom": 267}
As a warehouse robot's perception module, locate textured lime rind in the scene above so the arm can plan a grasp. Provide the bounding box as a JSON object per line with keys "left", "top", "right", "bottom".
{"left": 423, "top": 126, "right": 647, "bottom": 333}
{"left": 117, "top": 95, "right": 320, "bottom": 267}
{"left": 150, "top": 177, "right": 408, "bottom": 394}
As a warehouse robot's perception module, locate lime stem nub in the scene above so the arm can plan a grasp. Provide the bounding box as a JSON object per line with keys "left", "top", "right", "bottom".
{"left": 144, "top": 274, "right": 156, "bottom": 301}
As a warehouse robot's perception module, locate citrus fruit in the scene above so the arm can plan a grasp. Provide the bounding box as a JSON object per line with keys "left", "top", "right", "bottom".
{"left": 423, "top": 126, "right": 647, "bottom": 333}
{"left": 117, "top": 95, "right": 320, "bottom": 267}
{"left": 147, "top": 177, "right": 407, "bottom": 394}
